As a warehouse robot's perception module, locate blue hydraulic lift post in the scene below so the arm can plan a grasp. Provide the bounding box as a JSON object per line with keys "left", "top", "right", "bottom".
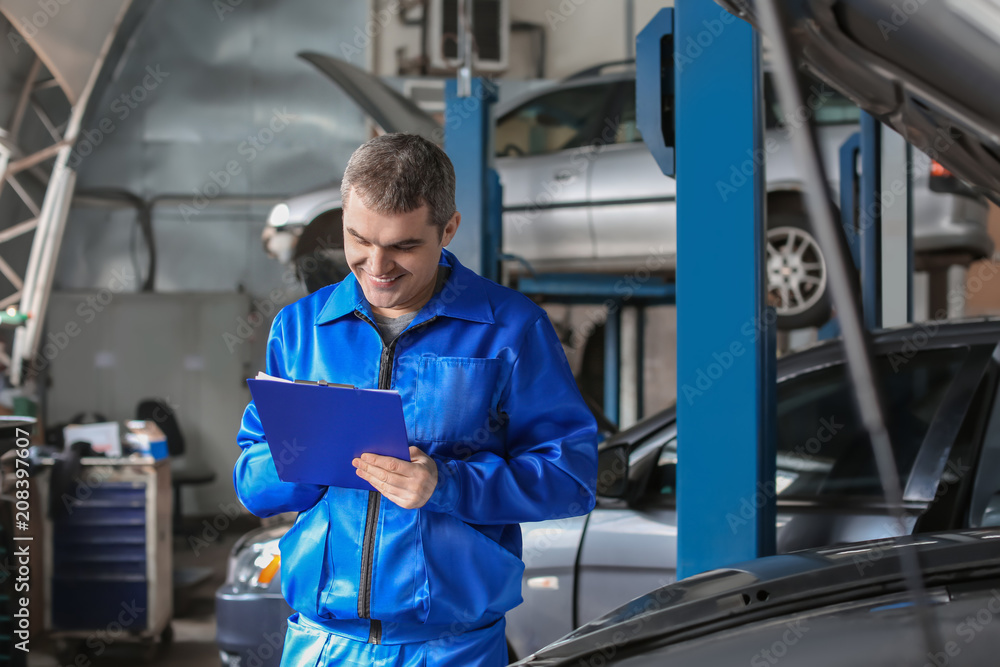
{"left": 444, "top": 78, "right": 502, "bottom": 282}
{"left": 604, "top": 307, "right": 621, "bottom": 426}
{"left": 859, "top": 111, "right": 882, "bottom": 329}
{"left": 640, "top": 2, "right": 774, "bottom": 578}
{"left": 839, "top": 132, "right": 862, "bottom": 270}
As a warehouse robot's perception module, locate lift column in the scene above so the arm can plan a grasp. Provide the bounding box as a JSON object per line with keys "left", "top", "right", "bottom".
{"left": 640, "top": 2, "right": 775, "bottom": 578}
{"left": 444, "top": 78, "right": 502, "bottom": 281}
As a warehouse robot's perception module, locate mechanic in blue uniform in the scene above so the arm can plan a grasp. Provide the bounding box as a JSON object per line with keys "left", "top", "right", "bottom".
{"left": 235, "top": 133, "right": 598, "bottom": 666}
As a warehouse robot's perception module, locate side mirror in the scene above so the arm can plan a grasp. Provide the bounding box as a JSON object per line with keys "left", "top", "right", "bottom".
{"left": 596, "top": 442, "right": 630, "bottom": 498}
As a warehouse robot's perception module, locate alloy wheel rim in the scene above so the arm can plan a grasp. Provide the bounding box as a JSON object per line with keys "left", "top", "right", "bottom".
{"left": 766, "top": 226, "right": 827, "bottom": 317}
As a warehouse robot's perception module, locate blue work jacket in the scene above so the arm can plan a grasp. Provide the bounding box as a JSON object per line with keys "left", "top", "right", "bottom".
{"left": 235, "top": 249, "right": 598, "bottom": 645}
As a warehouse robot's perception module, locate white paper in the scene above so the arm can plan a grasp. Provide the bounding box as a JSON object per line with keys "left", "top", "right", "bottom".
{"left": 254, "top": 372, "right": 293, "bottom": 383}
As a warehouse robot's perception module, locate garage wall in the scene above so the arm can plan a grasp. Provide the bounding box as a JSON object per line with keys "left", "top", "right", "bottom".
{"left": 962, "top": 203, "right": 1000, "bottom": 316}
{"left": 56, "top": 0, "right": 371, "bottom": 295}
{"left": 45, "top": 292, "right": 253, "bottom": 517}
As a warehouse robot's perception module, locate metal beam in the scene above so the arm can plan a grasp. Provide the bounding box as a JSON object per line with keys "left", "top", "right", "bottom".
{"left": 879, "top": 126, "right": 912, "bottom": 327}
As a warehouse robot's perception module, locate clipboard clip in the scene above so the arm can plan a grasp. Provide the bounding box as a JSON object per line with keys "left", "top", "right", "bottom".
{"left": 293, "top": 379, "right": 356, "bottom": 389}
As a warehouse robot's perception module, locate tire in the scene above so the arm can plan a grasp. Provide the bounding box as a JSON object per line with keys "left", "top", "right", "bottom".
{"left": 766, "top": 214, "right": 831, "bottom": 330}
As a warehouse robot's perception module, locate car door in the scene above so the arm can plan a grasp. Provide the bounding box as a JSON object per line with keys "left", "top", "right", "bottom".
{"left": 506, "top": 514, "right": 589, "bottom": 661}
{"left": 496, "top": 82, "right": 617, "bottom": 269}
{"left": 589, "top": 79, "right": 678, "bottom": 271}
{"left": 574, "top": 426, "right": 679, "bottom": 629}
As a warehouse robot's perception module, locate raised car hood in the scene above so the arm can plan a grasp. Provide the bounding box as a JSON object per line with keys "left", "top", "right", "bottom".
{"left": 298, "top": 52, "right": 441, "bottom": 142}
{"left": 715, "top": 0, "right": 1000, "bottom": 205}
{"left": 517, "top": 529, "right": 1000, "bottom": 665}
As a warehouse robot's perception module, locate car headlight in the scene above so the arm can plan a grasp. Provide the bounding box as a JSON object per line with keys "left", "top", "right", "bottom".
{"left": 229, "top": 536, "right": 282, "bottom": 590}
{"left": 267, "top": 203, "right": 291, "bottom": 228}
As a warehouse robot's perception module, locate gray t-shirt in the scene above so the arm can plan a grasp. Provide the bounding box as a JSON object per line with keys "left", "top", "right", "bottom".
{"left": 372, "top": 266, "right": 451, "bottom": 345}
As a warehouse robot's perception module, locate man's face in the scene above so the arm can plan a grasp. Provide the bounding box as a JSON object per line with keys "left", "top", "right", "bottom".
{"left": 342, "top": 190, "right": 460, "bottom": 317}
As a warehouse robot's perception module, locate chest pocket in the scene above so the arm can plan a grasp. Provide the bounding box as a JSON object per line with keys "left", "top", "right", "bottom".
{"left": 414, "top": 356, "right": 504, "bottom": 444}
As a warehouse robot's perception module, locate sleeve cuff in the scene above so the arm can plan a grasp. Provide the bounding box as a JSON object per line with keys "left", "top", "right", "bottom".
{"left": 424, "top": 457, "right": 459, "bottom": 514}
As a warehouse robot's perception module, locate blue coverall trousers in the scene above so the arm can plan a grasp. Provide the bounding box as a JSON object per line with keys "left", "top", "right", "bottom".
{"left": 280, "top": 614, "right": 509, "bottom": 667}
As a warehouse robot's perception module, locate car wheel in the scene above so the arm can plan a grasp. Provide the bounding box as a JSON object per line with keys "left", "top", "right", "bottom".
{"left": 766, "top": 214, "right": 831, "bottom": 330}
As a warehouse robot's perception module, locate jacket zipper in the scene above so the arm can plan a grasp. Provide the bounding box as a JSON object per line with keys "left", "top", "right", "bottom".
{"left": 355, "top": 313, "right": 436, "bottom": 645}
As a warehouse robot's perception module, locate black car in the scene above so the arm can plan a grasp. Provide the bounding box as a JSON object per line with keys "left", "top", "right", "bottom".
{"left": 506, "top": 317, "right": 1000, "bottom": 658}
{"left": 511, "top": 528, "right": 1000, "bottom": 666}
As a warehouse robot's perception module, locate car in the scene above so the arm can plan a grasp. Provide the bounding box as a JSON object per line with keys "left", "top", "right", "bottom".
{"left": 262, "top": 53, "right": 992, "bottom": 329}
{"left": 216, "top": 317, "right": 1000, "bottom": 663}
{"left": 215, "top": 523, "right": 293, "bottom": 667}
{"left": 509, "top": 528, "right": 1000, "bottom": 666}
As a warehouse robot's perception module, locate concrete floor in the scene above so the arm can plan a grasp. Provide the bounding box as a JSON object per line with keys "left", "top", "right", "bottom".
{"left": 29, "top": 516, "right": 259, "bottom": 667}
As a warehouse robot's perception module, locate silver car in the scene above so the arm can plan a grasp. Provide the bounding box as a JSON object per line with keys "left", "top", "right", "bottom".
{"left": 264, "top": 54, "right": 992, "bottom": 329}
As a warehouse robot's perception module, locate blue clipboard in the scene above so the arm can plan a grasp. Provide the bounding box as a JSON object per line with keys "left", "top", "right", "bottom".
{"left": 247, "top": 378, "right": 411, "bottom": 492}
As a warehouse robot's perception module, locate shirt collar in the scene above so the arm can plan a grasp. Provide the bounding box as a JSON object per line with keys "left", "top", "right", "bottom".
{"left": 315, "top": 248, "right": 494, "bottom": 326}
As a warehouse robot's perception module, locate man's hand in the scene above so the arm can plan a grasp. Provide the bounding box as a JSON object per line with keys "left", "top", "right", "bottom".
{"left": 353, "top": 446, "right": 438, "bottom": 509}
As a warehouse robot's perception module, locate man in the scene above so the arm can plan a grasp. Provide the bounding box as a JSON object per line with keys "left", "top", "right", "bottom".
{"left": 235, "top": 133, "right": 598, "bottom": 666}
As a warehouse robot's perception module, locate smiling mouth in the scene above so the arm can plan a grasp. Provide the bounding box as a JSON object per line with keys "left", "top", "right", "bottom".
{"left": 367, "top": 274, "right": 401, "bottom": 285}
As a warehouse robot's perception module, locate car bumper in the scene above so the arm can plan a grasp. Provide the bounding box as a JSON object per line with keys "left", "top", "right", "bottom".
{"left": 216, "top": 586, "right": 293, "bottom": 667}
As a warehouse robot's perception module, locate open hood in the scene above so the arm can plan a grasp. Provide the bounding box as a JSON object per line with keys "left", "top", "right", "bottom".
{"left": 715, "top": 0, "right": 1000, "bottom": 205}
{"left": 521, "top": 529, "right": 1000, "bottom": 665}
{"left": 298, "top": 52, "right": 441, "bottom": 143}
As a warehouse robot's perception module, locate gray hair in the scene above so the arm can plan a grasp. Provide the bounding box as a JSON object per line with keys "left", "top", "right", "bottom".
{"left": 340, "top": 133, "right": 456, "bottom": 233}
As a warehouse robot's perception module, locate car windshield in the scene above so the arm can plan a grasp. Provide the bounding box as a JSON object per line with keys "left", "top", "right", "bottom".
{"left": 775, "top": 346, "right": 970, "bottom": 497}
{"left": 637, "top": 345, "right": 975, "bottom": 503}
{"left": 495, "top": 83, "right": 614, "bottom": 157}
{"left": 764, "top": 72, "right": 861, "bottom": 129}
